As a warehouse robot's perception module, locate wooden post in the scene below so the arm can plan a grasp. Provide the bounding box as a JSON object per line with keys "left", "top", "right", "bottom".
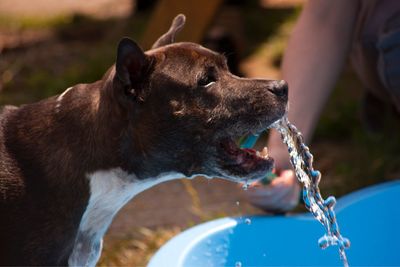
{"left": 141, "top": 0, "right": 224, "bottom": 49}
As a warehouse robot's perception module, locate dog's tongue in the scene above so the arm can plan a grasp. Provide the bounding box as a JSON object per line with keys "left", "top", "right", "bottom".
{"left": 237, "top": 148, "right": 255, "bottom": 164}
{"left": 219, "top": 139, "right": 269, "bottom": 166}
{"left": 243, "top": 148, "right": 256, "bottom": 154}
{"left": 217, "top": 137, "right": 274, "bottom": 180}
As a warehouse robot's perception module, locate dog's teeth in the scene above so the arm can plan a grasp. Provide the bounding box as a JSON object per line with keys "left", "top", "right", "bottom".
{"left": 260, "top": 147, "right": 269, "bottom": 158}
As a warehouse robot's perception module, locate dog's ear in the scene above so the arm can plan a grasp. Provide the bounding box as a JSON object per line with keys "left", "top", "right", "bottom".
{"left": 116, "top": 37, "right": 147, "bottom": 87}
{"left": 116, "top": 38, "right": 152, "bottom": 102}
{"left": 151, "top": 14, "right": 186, "bottom": 49}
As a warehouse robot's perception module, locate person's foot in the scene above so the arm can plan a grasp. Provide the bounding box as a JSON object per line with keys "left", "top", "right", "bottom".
{"left": 244, "top": 170, "right": 301, "bottom": 214}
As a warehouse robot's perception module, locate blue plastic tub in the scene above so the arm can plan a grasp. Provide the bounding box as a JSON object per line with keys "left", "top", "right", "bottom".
{"left": 148, "top": 181, "right": 400, "bottom": 266}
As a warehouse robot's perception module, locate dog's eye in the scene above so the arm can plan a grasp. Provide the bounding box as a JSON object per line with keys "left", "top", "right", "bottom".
{"left": 198, "top": 74, "right": 217, "bottom": 87}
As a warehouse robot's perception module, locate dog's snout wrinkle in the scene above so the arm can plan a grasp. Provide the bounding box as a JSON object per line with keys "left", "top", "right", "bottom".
{"left": 268, "top": 79, "right": 288, "bottom": 98}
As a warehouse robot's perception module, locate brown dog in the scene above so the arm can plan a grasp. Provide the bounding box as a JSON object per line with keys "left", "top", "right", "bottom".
{"left": 0, "top": 15, "right": 287, "bottom": 266}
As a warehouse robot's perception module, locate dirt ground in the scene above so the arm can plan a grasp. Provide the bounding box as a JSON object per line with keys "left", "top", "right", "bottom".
{"left": 0, "top": 0, "right": 132, "bottom": 18}
{"left": 108, "top": 178, "right": 261, "bottom": 238}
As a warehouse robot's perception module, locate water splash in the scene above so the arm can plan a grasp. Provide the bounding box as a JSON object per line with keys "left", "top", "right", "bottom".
{"left": 242, "top": 182, "right": 249, "bottom": 191}
{"left": 273, "top": 116, "right": 350, "bottom": 267}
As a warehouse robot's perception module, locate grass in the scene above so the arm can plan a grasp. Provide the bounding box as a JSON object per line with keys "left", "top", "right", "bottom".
{"left": 241, "top": 0, "right": 301, "bottom": 56}
{"left": 0, "top": 14, "right": 71, "bottom": 30}
{"left": 99, "top": 227, "right": 181, "bottom": 266}
{"left": 0, "top": 45, "right": 115, "bottom": 105}
{"left": 0, "top": 13, "right": 149, "bottom": 105}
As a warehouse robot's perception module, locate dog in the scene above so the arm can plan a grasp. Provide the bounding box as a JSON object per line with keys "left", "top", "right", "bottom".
{"left": 0, "top": 14, "right": 288, "bottom": 266}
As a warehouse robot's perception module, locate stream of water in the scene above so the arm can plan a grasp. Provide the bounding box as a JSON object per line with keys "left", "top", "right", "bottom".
{"left": 273, "top": 116, "right": 350, "bottom": 267}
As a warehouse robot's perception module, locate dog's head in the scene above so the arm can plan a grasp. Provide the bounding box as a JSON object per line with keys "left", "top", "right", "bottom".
{"left": 111, "top": 14, "right": 288, "bottom": 183}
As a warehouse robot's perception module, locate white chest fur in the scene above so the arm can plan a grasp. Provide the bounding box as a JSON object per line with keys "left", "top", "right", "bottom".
{"left": 68, "top": 168, "right": 184, "bottom": 267}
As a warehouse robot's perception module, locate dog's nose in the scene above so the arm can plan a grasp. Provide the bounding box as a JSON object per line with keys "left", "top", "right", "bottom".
{"left": 268, "top": 80, "right": 288, "bottom": 98}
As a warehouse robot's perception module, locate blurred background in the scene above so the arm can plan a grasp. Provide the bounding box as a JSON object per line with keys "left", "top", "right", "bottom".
{"left": 0, "top": 0, "right": 399, "bottom": 265}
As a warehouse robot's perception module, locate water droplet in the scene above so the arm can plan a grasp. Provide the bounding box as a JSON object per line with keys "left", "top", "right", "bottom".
{"left": 235, "top": 261, "right": 242, "bottom": 267}
{"left": 245, "top": 218, "right": 251, "bottom": 225}
{"left": 324, "top": 196, "right": 336, "bottom": 208}
{"left": 318, "top": 235, "right": 337, "bottom": 249}
{"left": 215, "top": 245, "right": 224, "bottom": 253}
{"left": 318, "top": 235, "right": 329, "bottom": 249}
{"left": 343, "top": 238, "right": 351, "bottom": 248}
{"left": 203, "top": 251, "right": 212, "bottom": 257}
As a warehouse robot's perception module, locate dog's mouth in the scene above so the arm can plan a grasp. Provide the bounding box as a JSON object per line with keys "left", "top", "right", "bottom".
{"left": 215, "top": 137, "right": 274, "bottom": 182}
